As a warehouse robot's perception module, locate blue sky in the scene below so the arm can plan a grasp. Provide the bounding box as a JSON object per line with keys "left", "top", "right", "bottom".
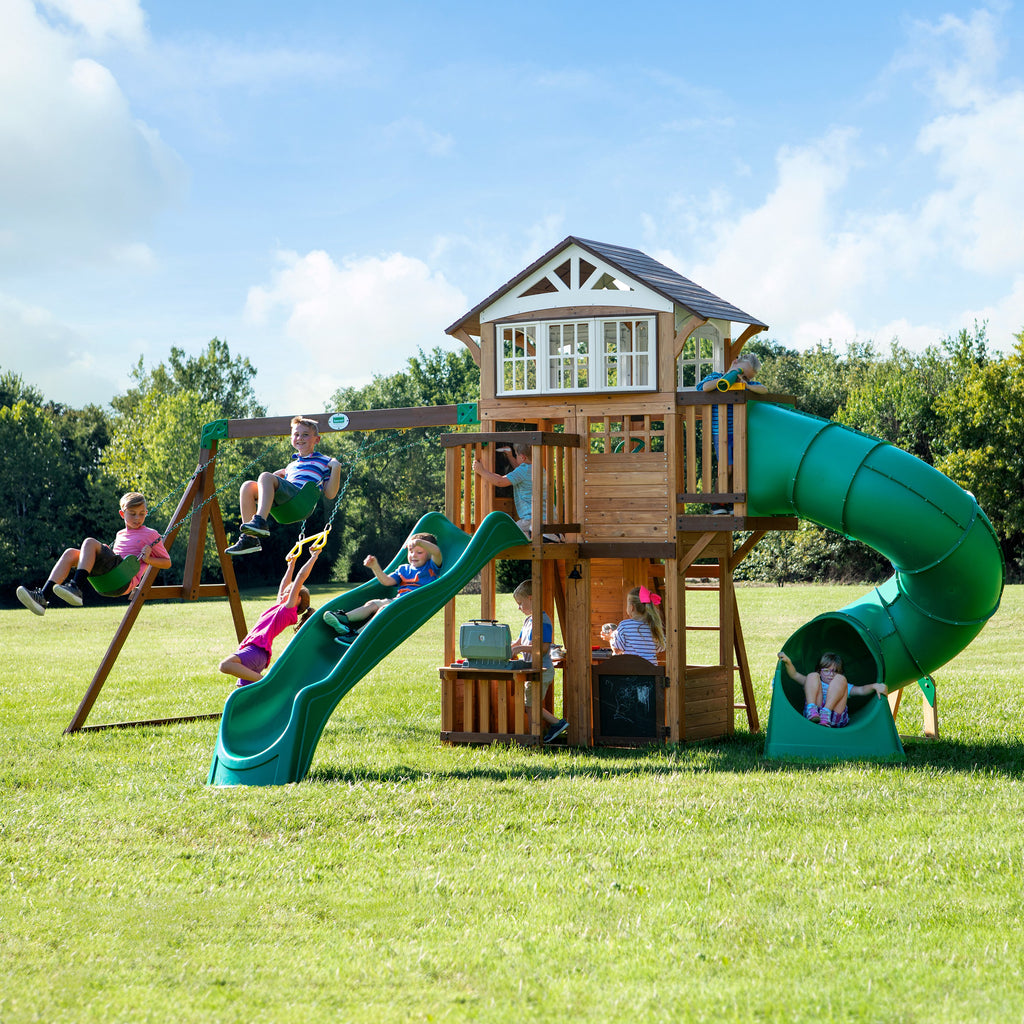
{"left": 2, "top": 0, "right": 1023, "bottom": 415}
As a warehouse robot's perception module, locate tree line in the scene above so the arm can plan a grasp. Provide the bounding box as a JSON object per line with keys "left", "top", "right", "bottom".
{"left": 2, "top": 325, "right": 1021, "bottom": 605}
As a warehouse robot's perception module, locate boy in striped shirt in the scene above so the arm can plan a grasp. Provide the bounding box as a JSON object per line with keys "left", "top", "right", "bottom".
{"left": 227, "top": 416, "right": 342, "bottom": 556}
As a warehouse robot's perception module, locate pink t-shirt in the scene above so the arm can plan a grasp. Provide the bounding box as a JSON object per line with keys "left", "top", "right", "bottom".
{"left": 241, "top": 603, "right": 299, "bottom": 656}
{"left": 112, "top": 525, "right": 171, "bottom": 590}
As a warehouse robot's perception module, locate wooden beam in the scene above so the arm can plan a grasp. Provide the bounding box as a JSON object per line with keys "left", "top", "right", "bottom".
{"left": 727, "top": 324, "right": 766, "bottom": 363}
{"left": 677, "top": 532, "right": 718, "bottom": 573}
{"left": 439, "top": 430, "right": 580, "bottom": 449}
{"left": 222, "top": 406, "right": 466, "bottom": 439}
{"left": 451, "top": 328, "right": 481, "bottom": 366}
{"left": 672, "top": 313, "right": 709, "bottom": 362}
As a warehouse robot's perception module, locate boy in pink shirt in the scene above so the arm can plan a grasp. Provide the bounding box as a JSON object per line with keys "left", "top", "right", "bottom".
{"left": 16, "top": 492, "right": 172, "bottom": 615}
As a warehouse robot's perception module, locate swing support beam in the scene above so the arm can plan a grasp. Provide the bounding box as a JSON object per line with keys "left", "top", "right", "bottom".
{"left": 64, "top": 404, "right": 475, "bottom": 734}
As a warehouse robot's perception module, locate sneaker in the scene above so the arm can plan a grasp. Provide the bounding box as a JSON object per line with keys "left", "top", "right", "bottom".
{"left": 53, "top": 582, "right": 84, "bottom": 607}
{"left": 241, "top": 514, "right": 271, "bottom": 538}
{"left": 323, "top": 610, "right": 352, "bottom": 635}
{"left": 832, "top": 709, "right": 850, "bottom": 729}
{"left": 226, "top": 535, "right": 262, "bottom": 556}
{"left": 543, "top": 718, "right": 569, "bottom": 743}
{"left": 819, "top": 707, "right": 833, "bottom": 727}
{"left": 16, "top": 586, "right": 47, "bottom": 615}
{"left": 803, "top": 702, "right": 821, "bottom": 723}
{"left": 710, "top": 505, "right": 729, "bottom": 515}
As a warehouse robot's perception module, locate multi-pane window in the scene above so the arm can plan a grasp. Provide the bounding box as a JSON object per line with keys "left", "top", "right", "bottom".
{"left": 498, "top": 317, "right": 655, "bottom": 395}
{"left": 548, "top": 322, "right": 590, "bottom": 390}
{"left": 603, "top": 319, "right": 650, "bottom": 388}
{"left": 676, "top": 324, "right": 719, "bottom": 388}
{"left": 500, "top": 324, "right": 539, "bottom": 393}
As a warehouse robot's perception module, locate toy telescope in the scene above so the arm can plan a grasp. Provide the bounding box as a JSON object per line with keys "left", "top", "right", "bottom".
{"left": 716, "top": 368, "right": 743, "bottom": 391}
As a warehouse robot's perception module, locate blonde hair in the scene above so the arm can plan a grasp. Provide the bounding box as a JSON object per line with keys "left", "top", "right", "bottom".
{"left": 737, "top": 352, "right": 761, "bottom": 375}
{"left": 295, "top": 588, "right": 314, "bottom": 630}
{"left": 626, "top": 586, "right": 666, "bottom": 651}
{"left": 512, "top": 579, "right": 532, "bottom": 603}
{"left": 119, "top": 491, "right": 146, "bottom": 511}
{"left": 290, "top": 415, "right": 321, "bottom": 435}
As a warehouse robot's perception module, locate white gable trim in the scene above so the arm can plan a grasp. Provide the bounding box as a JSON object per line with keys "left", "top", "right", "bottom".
{"left": 481, "top": 242, "right": 673, "bottom": 322}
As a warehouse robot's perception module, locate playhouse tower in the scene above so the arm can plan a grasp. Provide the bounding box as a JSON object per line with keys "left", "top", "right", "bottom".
{"left": 441, "top": 237, "right": 796, "bottom": 746}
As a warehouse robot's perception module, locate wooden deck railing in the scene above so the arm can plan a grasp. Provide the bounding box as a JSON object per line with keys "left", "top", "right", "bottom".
{"left": 440, "top": 431, "right": 581, "bottom": 540}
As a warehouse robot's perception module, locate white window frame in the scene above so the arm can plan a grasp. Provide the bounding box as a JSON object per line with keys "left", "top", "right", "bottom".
{"left": 497, "top": 316, "right": 656, "bottom": 396}
{"left": 676, "top": 323, "right": 721, "bottom": 389}
{"left": 498, "top": 323, "right": 540, "bottom": 395}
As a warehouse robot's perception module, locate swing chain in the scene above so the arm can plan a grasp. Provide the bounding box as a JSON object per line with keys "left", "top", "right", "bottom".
{"left": 159, "top": 442, "right": 280, "bottom": 541}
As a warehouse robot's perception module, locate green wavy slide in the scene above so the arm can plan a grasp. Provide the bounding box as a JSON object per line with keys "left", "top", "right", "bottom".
{"left": 746, "top": 401, "right": 1005, "bottom": 760}
{"left": 208, "top": 511, "right": 528, "bottom": 786}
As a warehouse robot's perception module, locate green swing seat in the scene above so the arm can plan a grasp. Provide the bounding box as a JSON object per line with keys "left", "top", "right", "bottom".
{"left": 269, "top": 481, "right": 321, "bottom": 525}
{"left": 87, "top": 556, "right": 140, "bottom": 596}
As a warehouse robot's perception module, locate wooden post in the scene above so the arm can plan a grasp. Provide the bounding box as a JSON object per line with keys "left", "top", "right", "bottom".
{"left": 564, "top": 558, "right": 592, "bottom": 745}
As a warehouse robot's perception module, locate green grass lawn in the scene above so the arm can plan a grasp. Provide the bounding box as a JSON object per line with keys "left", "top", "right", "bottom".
{"left": 1, "top": 584, "right": 1022, "bottom": 1023}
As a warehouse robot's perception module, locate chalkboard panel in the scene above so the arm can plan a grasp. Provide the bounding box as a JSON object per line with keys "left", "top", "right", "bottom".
{"left": 592, "top": 655, "right": 666, "bottom": 746}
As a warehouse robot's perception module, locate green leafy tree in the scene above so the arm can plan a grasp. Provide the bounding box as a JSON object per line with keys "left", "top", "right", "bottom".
{"left": 326, "top": 347, "right": 480, "bottom": 580}
{"left": 103, "top": 340, "right": 272, "bottom": 585}
{"left": 934, "top": 331, "right": 1024, "bottom": 577}
{"left": 837, "top": 329, "right": 990, "bottom": 464}
{"left": 0, "top": 372, "right": 120, "bottom": 597}
{"left": 0, "top": 396, "right": 65, "bottom": 590}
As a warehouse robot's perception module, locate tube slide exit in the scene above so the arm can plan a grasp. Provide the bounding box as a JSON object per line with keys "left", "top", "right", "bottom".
{"left": 746, "top": 400, "right": 1004, "bottom": 758}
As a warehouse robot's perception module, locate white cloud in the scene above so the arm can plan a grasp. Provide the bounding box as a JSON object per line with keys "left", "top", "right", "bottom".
{"left": 38, "top": 0, "right": 147, "bottom": 47}
{"left": 0, "top": 292, "right": 123, "bottom": 405}
{"left": 0, "top": 0, "right": 184, "bottom": 272}
{"left": 244, "top": 249, "right": 468, "bottom": 410}
{"left": 917, "top": 89, "right": 1024, "bottom": 274}
{"left": 668, "top": 128, "right": 878, "bottom": 327}
{"left": 655, "top": 7, "right": 1024, "bottom": 355}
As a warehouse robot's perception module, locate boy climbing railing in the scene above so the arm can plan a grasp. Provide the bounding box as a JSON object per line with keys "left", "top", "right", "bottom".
{"left": 441, "top": 431, "right": 580, "bottom": 543}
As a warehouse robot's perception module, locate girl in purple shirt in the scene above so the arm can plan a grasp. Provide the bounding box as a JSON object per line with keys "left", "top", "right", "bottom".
{"left": 219, "top": 547, "right": 320, "bottom": 686}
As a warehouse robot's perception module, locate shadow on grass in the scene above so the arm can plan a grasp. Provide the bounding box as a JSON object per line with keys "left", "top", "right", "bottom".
{"left": 308, "top": 732, "right": 1024, "bottom": 785}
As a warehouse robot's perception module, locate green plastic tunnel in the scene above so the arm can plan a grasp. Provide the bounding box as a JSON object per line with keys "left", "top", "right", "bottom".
{"left": 746, "top": 401, "right": 1004, "bottom": 695}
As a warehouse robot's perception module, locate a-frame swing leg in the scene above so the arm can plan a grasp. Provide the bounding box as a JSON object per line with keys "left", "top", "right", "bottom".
{"left": 64, "top": 456, "right": 223, "bottom": 734}
{"left": 181, "top": 442, "right": 247, "bottom": 642}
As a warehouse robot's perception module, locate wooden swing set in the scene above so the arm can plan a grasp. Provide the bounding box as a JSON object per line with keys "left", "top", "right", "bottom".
{"left": 63, "top": 404, "right": 472, "bottom": 734}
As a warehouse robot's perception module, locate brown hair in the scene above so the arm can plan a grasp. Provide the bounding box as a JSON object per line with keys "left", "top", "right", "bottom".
{"left": 817, "top": 652, "right": 843, "bottom": 673}
{"left": 626, "top": 586, "right": 667, "bottom": 651}
{"left": 408, "top": 532, "right": 438, "bottom": 547}
{"left": 119, "top": 491, "right": 147, "bottom": 511}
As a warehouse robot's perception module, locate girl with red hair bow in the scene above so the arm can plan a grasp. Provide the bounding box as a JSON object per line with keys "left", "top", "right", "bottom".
{"left": 601, "top": 585, "right": 666, "bottom": 665}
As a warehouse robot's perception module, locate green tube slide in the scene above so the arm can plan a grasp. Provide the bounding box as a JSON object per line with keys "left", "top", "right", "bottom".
{"left": 207, "top": 511, "right": 528, "bottom": 786}
{"left": 746, "top": 401, "right": 1004, "bottom": 759}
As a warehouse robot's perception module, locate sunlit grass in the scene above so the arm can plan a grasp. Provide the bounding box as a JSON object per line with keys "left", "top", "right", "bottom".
{"left": 1, "top": 586, "right": 1021, "bottom": 1023}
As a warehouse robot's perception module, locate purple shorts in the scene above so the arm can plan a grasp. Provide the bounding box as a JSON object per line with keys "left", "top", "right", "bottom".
{"left": 234, "top": 643, "right": 270, "bottom": 674}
